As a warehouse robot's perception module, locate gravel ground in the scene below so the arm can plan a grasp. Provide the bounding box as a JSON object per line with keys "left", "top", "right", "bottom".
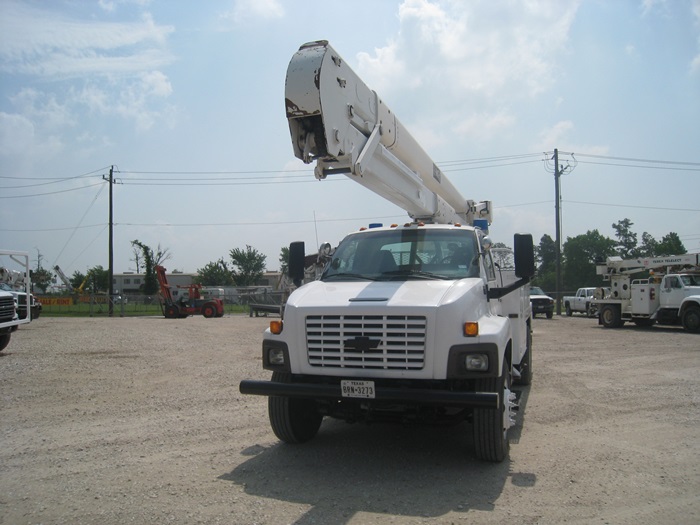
{"left": 1, "top": 314, "right": 698, "bottom": 525}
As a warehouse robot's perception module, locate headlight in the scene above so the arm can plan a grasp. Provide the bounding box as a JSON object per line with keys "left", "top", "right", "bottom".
{"left": 268, "top": 347, "right": 286, "bottom": 366}
{"left": 465, "top": 354, "right": 489, "bottom": 371}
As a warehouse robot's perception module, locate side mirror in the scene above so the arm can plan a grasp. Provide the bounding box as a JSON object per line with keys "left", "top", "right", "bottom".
{"left": 288, "top": 241, "right": 306, "bottom": 287}
{"left": 514, "top": 233, "right": 535, "bottom": 279}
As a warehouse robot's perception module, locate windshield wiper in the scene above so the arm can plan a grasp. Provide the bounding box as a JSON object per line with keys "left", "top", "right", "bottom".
{"left": 323, "top": 272, "right": 377, "bottom": 281}
{"left": 380, "top": 269, "right": 452, "bottom": 281}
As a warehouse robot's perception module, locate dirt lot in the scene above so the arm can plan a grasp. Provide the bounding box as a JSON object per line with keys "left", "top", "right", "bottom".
{"left": 1, "top": 314, "right": 698, "bottom": 525}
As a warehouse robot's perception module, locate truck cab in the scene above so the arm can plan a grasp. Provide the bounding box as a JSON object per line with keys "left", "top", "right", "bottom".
{"left": 656, "top": 273, "right": 700, "bottom": 329}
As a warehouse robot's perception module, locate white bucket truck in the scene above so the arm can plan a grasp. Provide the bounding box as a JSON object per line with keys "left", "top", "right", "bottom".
{"left": 240, "top": 41, "right": 535, "bottom": 462}
{"left": 0, "top": 251, "right": 32, "bottom": 351}
{"left": 594, "top": 253, "right": 700, "bottom": 332}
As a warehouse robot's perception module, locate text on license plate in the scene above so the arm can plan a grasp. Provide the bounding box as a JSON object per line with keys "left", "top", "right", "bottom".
{"left": 341, "top": 380, "right": 375, "bottom": 399}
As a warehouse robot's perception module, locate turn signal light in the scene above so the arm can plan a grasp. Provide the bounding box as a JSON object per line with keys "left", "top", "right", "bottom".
{"left": 463, "top": 322, "right": 479, "bottom": 337}
{"left": 270, "top": 320, "right": 283, "bottom": 334}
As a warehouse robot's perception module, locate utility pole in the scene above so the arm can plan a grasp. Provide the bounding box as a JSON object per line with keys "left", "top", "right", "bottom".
{"left": 554, "top": 149, "right": 562, "bottom": 316}
{"left": 103, "top": 166, "right": 115, "bottom": 317}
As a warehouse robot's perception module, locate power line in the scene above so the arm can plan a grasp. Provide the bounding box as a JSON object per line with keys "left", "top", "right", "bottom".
{"left": 0, "top": 181, "right": 105, "bottom": 199}
{"left": 0, "top": 166, "right": 112, "bottom": 181}
{"left": 566, "top": 200, "right": 700, "bottom": 212}
{"left": 571, "top": 153, "right": 700, "bottom": 167}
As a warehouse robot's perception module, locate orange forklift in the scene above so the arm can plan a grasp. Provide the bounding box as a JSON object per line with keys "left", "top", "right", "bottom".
{"left": 156, "top": 265, "right": 224, "bottom": 319}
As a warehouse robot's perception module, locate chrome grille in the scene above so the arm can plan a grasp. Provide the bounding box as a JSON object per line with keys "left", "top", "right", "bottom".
{"left": 0, "top": 296, "right": 15, "bottom": 323}
{"left": 306, "top": 314, "right": 427, "bottom": 370}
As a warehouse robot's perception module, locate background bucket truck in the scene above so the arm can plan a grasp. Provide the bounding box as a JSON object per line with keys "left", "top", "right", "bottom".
{"left": 239, "top": 41, "right": 535, "bottom": 462}
{"left": 0, "top": 251, "right": 33, "bottom": 352}
{"left": 594, "top": 253, "right": 700, "bottom": 332}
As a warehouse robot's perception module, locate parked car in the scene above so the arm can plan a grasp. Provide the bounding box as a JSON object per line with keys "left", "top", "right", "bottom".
{"left": 530, "top": 286, "right": 554, "bottom": 318}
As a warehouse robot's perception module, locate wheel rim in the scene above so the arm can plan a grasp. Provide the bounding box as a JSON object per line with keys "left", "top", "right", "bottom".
{"left": 602, "top": 308, "right": 613, "bottom": 325}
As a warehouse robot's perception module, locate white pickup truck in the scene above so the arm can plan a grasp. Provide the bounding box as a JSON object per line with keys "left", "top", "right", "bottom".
{"left": 564, "top": 287, "right": 598, "bottom": 317}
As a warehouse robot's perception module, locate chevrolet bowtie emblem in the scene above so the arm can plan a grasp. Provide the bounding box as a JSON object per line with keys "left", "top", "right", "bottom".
{"left": 344, "top": 336, "right": 381, "bottom": 352}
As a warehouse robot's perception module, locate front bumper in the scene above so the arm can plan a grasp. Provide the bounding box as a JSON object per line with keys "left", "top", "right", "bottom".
{"left": 531, "top": 303, "right": 553, "bottom": 314}
{"left": 239, "top": 379, "right": 499, "bottom": 409}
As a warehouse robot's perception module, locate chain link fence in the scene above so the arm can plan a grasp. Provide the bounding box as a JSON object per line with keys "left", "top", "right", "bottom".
{"left": 36, "top": 288, "right": 288, "bottom": 317}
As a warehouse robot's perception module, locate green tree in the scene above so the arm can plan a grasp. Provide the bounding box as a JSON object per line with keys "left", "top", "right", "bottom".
{"left": 535, "top": 234, "right": 557, "bottom": 275}
{"left": 562, "top": 230, "right": 616, "bottom": 291}
{"left": 279, "top": 246, "right": 290, "bottom": 275}
{"left": 70, "top": 271, "right": 87, "bottom": 292}
{"left": 638, "top": 232, "right": 659, "bottom": 257}
{"left": 30, "top": 267, "right": 54, "bottom": 293}
{"left": 195, "top": 258, "right": 234, "bottom": 286}
{"left": 230, "top": 245, "right": 266, "bottom": 286}
{"left": 656, "top": 232, "right": 686, "bottom": 255}
{"left": 131, "top": 240, "right": 171, "bottom": 295}
{"left": 531, "top": 234, "right": 557, "bottom": 291}
{"left": 86, "top": 265, "right": 109, "bottom": 293}
{"left": 612, "top": 218, "right": 638, "bottom": 258}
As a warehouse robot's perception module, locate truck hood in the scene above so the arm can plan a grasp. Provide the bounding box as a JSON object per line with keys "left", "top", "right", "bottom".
{"left": 287, "top": 279, "right": 482, "bottom": 309}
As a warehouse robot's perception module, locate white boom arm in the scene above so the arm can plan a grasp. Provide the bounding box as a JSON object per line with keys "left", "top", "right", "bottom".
{"left": 54, "top": 265, "right": 72, "bottom": 289}
{"left": 285, "top": 40, "right": 492, "bottom": 226}
{"left": 597, "top": 254, "right": 700, "bottom": 276}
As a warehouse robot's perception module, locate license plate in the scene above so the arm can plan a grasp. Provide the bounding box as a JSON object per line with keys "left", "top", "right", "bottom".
{"left": 341, "top": 380, "right": 375, "bottom": 399}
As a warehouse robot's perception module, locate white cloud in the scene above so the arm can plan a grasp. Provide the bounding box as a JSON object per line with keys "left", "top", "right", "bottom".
{"left": 10, "top": 89, "right": 75, "bottom": 131}
{"left": 0, "top": 112, "right": 35, "bottom": 157}
{"left": 75, "top": 71, "right": 174, "bottom": 131}
{"left": 358, "top": 0, "right": 581, "bottom": 99}
{"left": 453, "top": 110, "right": 516, "bottom": 140}
{"left": 353, "top": 0, "right": 581, "bottom": 149}
{"left": 535, "top": 120, "right": 609, "bottom": 155}
{"left": 220, "top": 0, "right": 285, "bottom": 25}
{"left": 0, "top": 3, "right": 174, "bottom": 79}
{"left": 691, "top": 0, "right": 700, "bottom": 74}
{"left": 640, "top": 0, "right": 668, "bottom": 17}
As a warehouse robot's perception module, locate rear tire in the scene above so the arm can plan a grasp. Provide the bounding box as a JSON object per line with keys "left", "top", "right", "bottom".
{"left": 565, "top": 303, "right": 572, "bottom": 316}
{"left": 473, "top": 357, "right": 512, "bottom": 462}
{"left": 0, "top": 333, "right": 10, "bottom": 352}
{"left": 682, "top": 306, "right": 700, "bottom": 333}
{"left": 600, "top": 305, "right": 623, "bottom": 328}
{"left": 268, "top": 372, "right": 323, "bottom": 444}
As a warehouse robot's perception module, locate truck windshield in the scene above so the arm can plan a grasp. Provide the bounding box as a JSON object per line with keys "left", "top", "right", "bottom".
{"left": 322, "top": 228, "right": 480, "bottom": 282}
{"left": 680, "top": 274, "right": 700, "bottom": 286}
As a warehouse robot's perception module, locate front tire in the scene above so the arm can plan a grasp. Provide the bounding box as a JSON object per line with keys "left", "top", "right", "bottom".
{"left": 0, "top": 333, "right": 10, "bottom": 352}
{"left": 268, "top": 372, "right": 323, "bottom": 444}
{"left": 473, "top": 357, "right": 513, "bottom": 462}
{"left": 202, "top": 304, "right": 216, "bottom": 318}
{"left": 682, "top": 306, "right": 700, "bottom": 333}
{"left": 164, "top": 305, "right": 179, "bottom": 319}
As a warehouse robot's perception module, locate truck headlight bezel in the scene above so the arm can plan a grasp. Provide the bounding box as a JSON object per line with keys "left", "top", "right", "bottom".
{"left": 447, "top": 343, "right": 499, "bottom": 378}
{"left": 262, "top": 340, "right": 290, "bottom": 372}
